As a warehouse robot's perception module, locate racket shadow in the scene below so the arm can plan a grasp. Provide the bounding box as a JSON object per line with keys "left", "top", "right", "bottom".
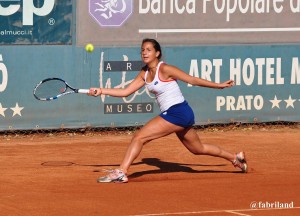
{"left": 41, "top": 161, "right": 120, "bottom": 167}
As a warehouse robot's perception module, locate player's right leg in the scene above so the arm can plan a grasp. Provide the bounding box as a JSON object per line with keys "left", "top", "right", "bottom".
{"left": 97, "top": 116, "right": 184, "bottom": 183}
{"left": 119, "top": 116, "right": 184, "bottom": 172}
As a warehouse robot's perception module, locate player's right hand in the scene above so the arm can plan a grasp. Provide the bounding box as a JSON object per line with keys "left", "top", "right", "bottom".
{"left": 88, "top": 88, "right": 101, "bottom": 97}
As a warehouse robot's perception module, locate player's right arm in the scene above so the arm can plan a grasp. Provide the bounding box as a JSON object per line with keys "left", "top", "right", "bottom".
{"left": 89, "top": 70, "right": 146, "bottom": 97}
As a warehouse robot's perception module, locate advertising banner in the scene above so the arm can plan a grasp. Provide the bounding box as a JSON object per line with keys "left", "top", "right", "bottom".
{"left": 77, "top": 0, "right": 300, "bottom": 46}
{"left": 1, "top": 1, "right": 299, "bottom": 131}
{"left": 0, "top": 44, "right": 300, "bottom": 130}
{"left": 0, "top": 0, "right": 72, "bottom": 45}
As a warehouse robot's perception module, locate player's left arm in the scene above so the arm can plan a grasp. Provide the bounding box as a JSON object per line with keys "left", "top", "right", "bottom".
{"left": 161, "top": 64, "right": 234, "bottom": 89}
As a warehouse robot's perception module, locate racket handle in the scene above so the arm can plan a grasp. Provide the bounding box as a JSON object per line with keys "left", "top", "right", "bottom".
{"left": 77, "top": 89, "right": 89, "bottom": 94}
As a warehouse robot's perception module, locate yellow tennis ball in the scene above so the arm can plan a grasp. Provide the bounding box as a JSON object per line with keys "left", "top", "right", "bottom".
{"left": 85, "top": 43, "right": 94, "bottom": 53}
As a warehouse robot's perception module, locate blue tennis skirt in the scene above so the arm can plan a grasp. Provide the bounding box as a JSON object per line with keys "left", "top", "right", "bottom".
{"left": 159, "top": 101, "right": 195, "bottom": 128}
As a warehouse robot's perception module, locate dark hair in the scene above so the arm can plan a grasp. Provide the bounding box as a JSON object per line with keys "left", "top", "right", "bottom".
{"left": 142, "top": 38, "right": 162, "bottom": 60}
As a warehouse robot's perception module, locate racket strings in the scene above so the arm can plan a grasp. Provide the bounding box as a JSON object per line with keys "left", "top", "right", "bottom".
{"left": 35, "top": 80, "right": 67, "bottom": 99}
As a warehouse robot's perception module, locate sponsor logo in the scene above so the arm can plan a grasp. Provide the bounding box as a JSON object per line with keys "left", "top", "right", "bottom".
{"left": 0, "top": 0, "right": 55, "bottom": 26}
{"left": 89, "top": 0, "right": 133, "bottom": 27}
{"left": 104, "top": 103, "right": 153, "bottom": 114}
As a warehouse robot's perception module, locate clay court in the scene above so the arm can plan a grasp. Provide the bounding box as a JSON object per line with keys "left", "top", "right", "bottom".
{"left": 1, "top": 125, "right": 299, "bottom": 216}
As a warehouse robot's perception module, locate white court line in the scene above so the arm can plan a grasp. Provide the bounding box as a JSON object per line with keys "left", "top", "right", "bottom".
{"left": 130, "top": 207, "right": 300, "bottom": 216}
{"left": 139, "top": 28, "right": 300, "bottom": 34}
{"left": 225, "top": 210, "right": 251, "bottom": 216}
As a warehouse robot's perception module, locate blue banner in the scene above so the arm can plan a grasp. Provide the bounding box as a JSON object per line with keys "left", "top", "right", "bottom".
{"left": 0, "top": 44, "right": 300, "bottom": 130}
{"left": 0, "top": 0, "right": 72, "bottom": 45}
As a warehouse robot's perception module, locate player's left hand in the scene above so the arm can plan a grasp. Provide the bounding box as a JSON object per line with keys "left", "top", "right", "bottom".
{"left": 218, "top": 80, "right": 235, "bottom": 89}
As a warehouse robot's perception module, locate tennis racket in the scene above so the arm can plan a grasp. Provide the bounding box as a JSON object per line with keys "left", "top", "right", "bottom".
{"left": 33, "top": 78, "right": 92, "bottom": 101}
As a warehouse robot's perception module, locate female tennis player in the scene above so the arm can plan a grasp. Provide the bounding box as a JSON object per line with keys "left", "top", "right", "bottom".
{"left": 88, "top": 38, "right": 248, "bottom": 183}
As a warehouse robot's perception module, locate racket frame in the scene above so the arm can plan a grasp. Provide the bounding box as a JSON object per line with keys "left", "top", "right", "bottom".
{"left": 33, "top": 77, "right": 89, "bottom": 101}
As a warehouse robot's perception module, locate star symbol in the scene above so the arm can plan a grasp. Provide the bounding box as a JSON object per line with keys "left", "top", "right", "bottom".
{"left": 11, "top": 103, "right": 24, "bottom": 117}
{"left": 284, "top": 95, "right": 296, "bottom": 108}
{"left": 269, "top": 95, "right": 282, "bottom": 109}
{"left": 0, "top": 103, "right": 8, "bottom": 117}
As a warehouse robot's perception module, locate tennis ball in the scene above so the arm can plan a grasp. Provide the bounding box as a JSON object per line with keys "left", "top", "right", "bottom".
{"left": 85, "top": 43, "right": 94, "bottom": 53}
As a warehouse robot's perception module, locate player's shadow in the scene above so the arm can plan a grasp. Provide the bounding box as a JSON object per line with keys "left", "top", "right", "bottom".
{"left": 128, "top": 157, "right": 239, "bottom": 179}
{"left": 41, "top": 157, "right": 241, "bottom": 175}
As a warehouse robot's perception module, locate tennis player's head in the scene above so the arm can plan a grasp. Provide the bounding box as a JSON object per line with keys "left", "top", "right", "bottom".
{"left": 141, "top": 38, "right": 162, "bottom": 60}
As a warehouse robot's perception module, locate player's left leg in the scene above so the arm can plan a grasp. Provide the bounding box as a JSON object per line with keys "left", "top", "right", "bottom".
{"left": 175, "top": 126, "right": 234, "bottom": 161}
{"left": 176, "top": 127, "right": 247, "bottom": 172}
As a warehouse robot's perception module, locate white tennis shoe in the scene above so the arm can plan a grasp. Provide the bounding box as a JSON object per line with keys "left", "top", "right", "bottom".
{"left": 97, "top": 169, "right": 128, "bottom": 183}
{"left": 232, "top": 152, "right": 248, "bottom": 173}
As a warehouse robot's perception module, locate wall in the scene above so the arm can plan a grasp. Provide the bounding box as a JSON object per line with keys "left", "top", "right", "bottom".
{"left": 1, "top": 0, "right": 299, "bottom": 131}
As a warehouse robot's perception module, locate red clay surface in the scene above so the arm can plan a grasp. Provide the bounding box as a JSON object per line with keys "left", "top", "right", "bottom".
{"left": 1, "top": 127, "right": 300, "bottom": 216}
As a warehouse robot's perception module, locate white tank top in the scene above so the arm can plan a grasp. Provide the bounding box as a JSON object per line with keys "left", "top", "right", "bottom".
{"left": 145, "top": 62, "right": 185, "bottom": 112}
